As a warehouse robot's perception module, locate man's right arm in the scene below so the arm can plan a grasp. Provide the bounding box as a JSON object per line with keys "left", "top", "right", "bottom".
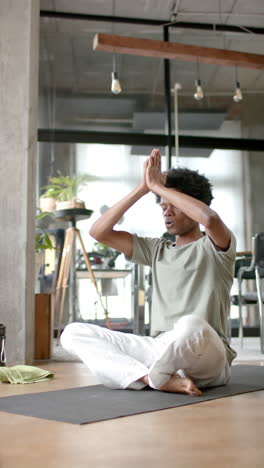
{"left": 89, "top": 185, "right": 149, "bottom": 258}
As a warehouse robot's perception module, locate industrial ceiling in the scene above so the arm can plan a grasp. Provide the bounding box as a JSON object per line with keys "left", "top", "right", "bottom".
{"left": 39, "top": 0, "right": 264, "bottom": 149}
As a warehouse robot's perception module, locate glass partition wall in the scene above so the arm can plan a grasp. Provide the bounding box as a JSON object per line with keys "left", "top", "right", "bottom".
{"left": 37, "top": 139, "right": 245, "bottom": 337}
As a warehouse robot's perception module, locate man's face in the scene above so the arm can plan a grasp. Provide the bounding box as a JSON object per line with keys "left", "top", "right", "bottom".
{"left": 159, "top": 197, "right": 197, "bottom": 236}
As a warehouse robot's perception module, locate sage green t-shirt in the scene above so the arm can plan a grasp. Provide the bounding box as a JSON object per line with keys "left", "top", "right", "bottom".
{"left": 130, "top": 232, "right": 237, "bottom": 365}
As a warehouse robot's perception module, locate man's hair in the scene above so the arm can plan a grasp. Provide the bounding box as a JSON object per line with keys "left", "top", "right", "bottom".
{"left": 164, "top": 167, "right": 214, "bottom": 206}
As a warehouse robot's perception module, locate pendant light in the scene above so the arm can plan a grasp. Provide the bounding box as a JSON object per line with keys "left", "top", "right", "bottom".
{"left": 233, "top": 66, "right": 243, "bottom": 102}
{"left": 111, "top": 0, "right": 121, "bottom": 95}
{"left": 194, "top": 59, "right": 204, "bottom": 101}
{"left": 111, "top": 54, "right": 121, "bottom": 94}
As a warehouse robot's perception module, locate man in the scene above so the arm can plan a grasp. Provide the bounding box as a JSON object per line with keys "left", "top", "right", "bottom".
{"left": 61, "top": 148, "right": 237, "bottom": 396}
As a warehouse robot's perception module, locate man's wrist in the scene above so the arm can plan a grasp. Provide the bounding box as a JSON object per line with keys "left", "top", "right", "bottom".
{"left": 136, "top": 184, "right": 150, "bottom": 196}
{"left": 149, "top": 182, "right": 163, "bottom": 194}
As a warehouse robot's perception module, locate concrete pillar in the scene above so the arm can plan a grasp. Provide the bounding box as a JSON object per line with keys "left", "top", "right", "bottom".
{"left": 0, "top": 0, "right": 40, "bottom": 363}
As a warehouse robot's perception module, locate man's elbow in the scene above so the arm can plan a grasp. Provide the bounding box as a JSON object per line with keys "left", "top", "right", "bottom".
{"left": 89, "top": 226, "right": 102, "bottom": 241}
{"left": 89, "top": 227, "right": 96, "bottom": 239}
{"left": 89, "top": 225, "right": 110, "bottom": 243}
{"left": 203, "top": 210, "right": 220, "bottom": 229}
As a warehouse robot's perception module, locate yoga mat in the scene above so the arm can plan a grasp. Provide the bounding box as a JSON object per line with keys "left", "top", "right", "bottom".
{"left": 0, "top": 365, "right": 263, "bottom": 425}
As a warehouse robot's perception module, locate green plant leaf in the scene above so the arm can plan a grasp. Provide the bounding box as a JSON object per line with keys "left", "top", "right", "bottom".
{"left": 40, "top": 171, "right": 91, "bottom": 201}
{"left": 35, "top": 212, "right": 56, "bottom": 252}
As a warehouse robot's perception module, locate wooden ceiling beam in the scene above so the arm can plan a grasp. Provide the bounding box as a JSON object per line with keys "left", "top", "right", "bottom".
{"left": 93, "top": 33, "right": 264, "bottom": 70}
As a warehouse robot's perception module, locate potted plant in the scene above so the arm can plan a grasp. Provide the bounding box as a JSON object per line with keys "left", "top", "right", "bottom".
{"left": 40, "top": 172, "right": 92, "bottom": 211}
{"left": 35, "top": 211, "right": 56, "bottom": 287}
{"left": 92, "top": 242, "right": 121, "bottom": 269}
{"left": 35, "top": 212, "right": 55, "bottom": 252}
{"left": 39, "top": 187, "right": 57, "bottom": 212}
{"left": 92, "top": 241, "right": 114, "bottom": 256}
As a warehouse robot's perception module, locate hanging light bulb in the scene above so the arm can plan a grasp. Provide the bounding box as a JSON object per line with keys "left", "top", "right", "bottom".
{"left": 110, "top": 0, "right": 121, "bottom": 95}
{"left": 111, "top": 53, "right": 121, "bottom": 95}
{"left": 111, "top": 71, "right": 122, "bottom": 94}
{"left": 194, "top": 79, "right": 204, "bottom": 101}
{"left": 194, "top": 59, "right": 204, "bottom": 101}
{"left": 233, "top": 82, "right": 243, "bottom": 102}
{"left": 233, "top": 66, "right": 243, "bottom": 102}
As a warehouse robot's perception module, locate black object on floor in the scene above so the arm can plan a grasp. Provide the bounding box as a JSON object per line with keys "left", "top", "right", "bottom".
{"left": 0, "top": 365, "right": 263, "bottom": 425}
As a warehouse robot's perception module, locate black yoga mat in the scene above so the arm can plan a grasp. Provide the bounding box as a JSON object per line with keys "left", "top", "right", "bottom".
{"left": 0, "top": 365, "right": 263, "bottom": 425}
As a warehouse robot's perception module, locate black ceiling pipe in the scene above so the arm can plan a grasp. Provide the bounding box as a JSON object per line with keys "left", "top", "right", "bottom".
{"left": 38, "top": 129, "right": 264, "bottom": 152}
{"left": 40, "top": 10, "right": 264, "bottom": 35}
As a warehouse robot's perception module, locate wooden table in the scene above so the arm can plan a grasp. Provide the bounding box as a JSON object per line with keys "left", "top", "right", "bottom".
{"left": 76, "top": 269, "right": 132, "bottom": 279}
{"left": 76, "top": 267, "right": 141, "bottom": 332}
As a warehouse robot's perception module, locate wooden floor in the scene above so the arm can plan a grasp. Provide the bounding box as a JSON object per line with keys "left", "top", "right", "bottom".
{"left": 1, "top": 360, "right": 264, "bottom": 468}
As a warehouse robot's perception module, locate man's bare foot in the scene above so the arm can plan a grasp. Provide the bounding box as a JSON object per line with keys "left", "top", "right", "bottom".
{"left": 159, "top": 374, "right": 202, "bottom": 396}
{"left": 138, "top": 375, "right": 149, "bottom": 386}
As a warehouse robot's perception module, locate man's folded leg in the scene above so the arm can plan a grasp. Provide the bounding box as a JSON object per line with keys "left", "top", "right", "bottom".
{"left": 148, "top": 315, "right": 229, "bottom": 390}
{"left": 60, "top": 322, "right": 159, "bottom": 390}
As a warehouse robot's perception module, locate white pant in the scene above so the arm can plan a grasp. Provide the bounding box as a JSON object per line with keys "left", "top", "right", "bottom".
{"left": 61, "top": 315, "right": 230, "bottom": 390}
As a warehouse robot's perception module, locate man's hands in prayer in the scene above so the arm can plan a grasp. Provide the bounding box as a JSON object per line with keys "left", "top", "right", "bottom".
{"left": 138, "top": 158, "right": 151, "bottom": 195}
{"left": 145, "top": 148, "right": 163, "bottom": 192}
{"left": 138, "top": 148, "right": 166, "bottom": 194}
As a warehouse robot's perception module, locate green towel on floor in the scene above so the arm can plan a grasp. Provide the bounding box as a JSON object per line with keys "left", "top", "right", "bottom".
{"left": 0, "top": 365, "right": 54, "bottom": 384}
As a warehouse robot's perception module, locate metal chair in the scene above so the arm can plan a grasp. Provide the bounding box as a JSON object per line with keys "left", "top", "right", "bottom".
{"left": 231, "top": 232, "right": 264, "bottom": 353}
